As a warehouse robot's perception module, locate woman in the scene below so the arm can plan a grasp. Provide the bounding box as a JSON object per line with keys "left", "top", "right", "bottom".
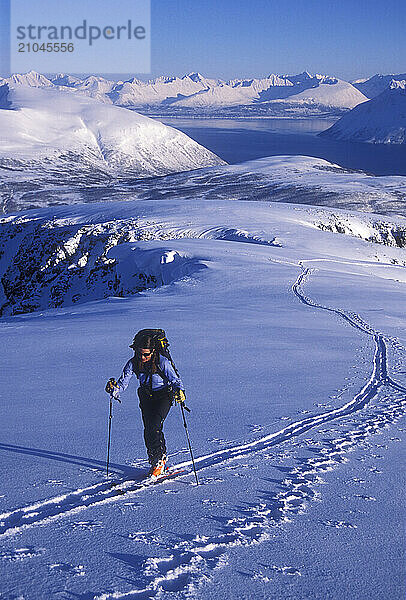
{"left": 106, "top": 330, "right": 186, "bottom": 478}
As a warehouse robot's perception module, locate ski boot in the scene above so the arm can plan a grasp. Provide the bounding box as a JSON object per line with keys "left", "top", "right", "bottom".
{"left": 149, "top": 456, "right": 167, "bottom": 478}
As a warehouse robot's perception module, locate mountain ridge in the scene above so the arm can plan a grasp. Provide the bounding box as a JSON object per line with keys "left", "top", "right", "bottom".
{"left": 2, "top": 69, "right": 369, "bottom": 114}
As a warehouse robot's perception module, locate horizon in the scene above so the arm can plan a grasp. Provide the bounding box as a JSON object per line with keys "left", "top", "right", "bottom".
{"left": 4, "top": 68, "right": 406, "bottom": 85}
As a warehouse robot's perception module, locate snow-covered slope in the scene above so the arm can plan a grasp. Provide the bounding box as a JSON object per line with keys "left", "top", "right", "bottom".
{"left": 320, "top": 85, "right": 406, "bottom": 144}
{"left": 0, "top": 84, "right": 224, "bottom": 178}
{"left": 2, "top": 153, "right": 406, "bottom": 215}
{"left": 1, "top": 194, "right": 405, "bottom": 317}
{"left": 278, "top": 77, "right": 367, "bottom": 109}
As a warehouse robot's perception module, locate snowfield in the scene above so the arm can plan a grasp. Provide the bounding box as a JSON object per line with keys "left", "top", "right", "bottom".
{"left": 0, "top": 165, "right": 405, "bottom": 599}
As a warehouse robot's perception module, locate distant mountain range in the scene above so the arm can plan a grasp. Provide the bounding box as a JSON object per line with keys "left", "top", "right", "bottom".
{"left": 0, "top": 70, "right": 376, "bottom": 116}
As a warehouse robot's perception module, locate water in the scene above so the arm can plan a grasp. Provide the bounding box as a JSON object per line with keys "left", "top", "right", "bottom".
{"left": 159, "top": 117, "right": 406, "bottom": 176}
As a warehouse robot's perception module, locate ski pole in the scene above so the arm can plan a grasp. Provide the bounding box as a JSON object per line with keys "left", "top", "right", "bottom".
{"left": 106, "top": 396, "right": 113, "bottom": 477}
{"left": 180, "top": 403, "right": 199, "bottom": 486}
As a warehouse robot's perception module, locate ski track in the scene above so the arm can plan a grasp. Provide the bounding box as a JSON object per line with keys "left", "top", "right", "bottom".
{"left": 1, "top": 266, "right": 404, "bottom": 535}
{"left": 83, "top": 264, "right": 405, "bottom": 600}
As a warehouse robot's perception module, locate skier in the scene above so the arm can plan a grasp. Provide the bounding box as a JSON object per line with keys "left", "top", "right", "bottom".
{"left": 105, "top": 330, "right": 186, "bottom": 478}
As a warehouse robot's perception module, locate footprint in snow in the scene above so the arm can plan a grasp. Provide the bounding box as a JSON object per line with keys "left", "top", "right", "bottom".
{"left": 200, "top": 476, "right": 224, "bottom": 484}
{"left": 127, "top": 529, "right": 163, "bottom": 544}
{"left": 224, "top": 463, "right": 252, "bottom": 471}
{"left": 69, "top": 520, "right": 102, "bottom": 531}
{"left": 116, "top": 502, "right": 142, "bottom": 514}
{"left": 354, "top": 494, "right": 377, "bottom": 502}
{"left": 252, "top": 571, "right": 272, "bottom": 583}
{"left": 202, "top": 498, "right": 218, "bottom": 506}
{"left": 248, "top": 423, "right": 263, "bottom": 431}
{"left": 267, "top": 564, "right": 302, "bottom": 576}
{"left": 321, "top": 520, "right": 357, "bottom": 529}
{"left": 49, "top": 562, "right": 85, "bottom": 576}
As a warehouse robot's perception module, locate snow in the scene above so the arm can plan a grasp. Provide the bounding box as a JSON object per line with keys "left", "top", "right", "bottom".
{"left": 320, "top": 86, "right": 406, "bottom": 144}
{"left": 0, "top": 84, "right": 225, "bottom": 178}
{"left": 0, "top": 162, "right": 405, "bottom": 598}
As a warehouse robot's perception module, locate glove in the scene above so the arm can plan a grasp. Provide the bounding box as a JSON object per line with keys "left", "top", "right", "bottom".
{"left": 105, "top": 377, "right": 119, "bottom": 399}
{"left": 173, "top": 389, "right": 186, "bottom": 405}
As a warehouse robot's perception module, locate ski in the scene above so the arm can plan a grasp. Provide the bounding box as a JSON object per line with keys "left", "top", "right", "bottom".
{"left": 151, "top": 469, "right": 186, "bottom": 483}
{"left": 110, "top": 469, "right": 186, "bottom": 495}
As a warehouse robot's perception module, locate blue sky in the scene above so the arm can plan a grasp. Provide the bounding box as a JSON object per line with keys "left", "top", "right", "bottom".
{"left": 1, "top": 0, "right": 405, "bottom": 80}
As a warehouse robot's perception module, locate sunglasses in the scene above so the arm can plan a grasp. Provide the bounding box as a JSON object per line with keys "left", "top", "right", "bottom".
{"left": 137, "top": 350, "right": 153, "bottom": 357}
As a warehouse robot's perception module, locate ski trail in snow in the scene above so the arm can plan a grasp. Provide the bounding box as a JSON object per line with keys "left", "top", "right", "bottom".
{"left": 90, "top": 265, "right": 406, "bottom": 600}
{"left": 92, "top": 398, "right": 406, "bottom": 600}
{"left": 1, "top": 267, "right": 405, "bottom": 540}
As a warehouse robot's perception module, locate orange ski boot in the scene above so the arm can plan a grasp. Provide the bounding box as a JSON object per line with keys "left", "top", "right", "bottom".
{"left": 149, "top": 456, "right": 166, "bottom": 478}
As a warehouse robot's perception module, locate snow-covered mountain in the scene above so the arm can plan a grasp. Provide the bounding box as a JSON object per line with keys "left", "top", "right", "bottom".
{"left": 353, "top": 73, "right": 406, "bottom": 98}
{"left": 7, "top": 70, "right": 54, "bottom": 88}
{"left": 320, "top": 84, "right": 406, "bottom": 144}
{"left": 5, "top": 70, "right": 368, "bottom": 115}
{"left": 275, "top": 76, "right": 366, "bottom": 109}
{"left": 108, "top": 73, "right": 220, "bottom": 107}
{"left": 0, "top": 84, "right": 224, "bottom": 180}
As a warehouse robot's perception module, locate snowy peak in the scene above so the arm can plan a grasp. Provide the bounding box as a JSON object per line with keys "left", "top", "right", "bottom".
{"left": 183, "top": 72, "right": 205, "bottom": 83}
{"left": 8, "top": 70, "right": 54, "bottom": 87}
{"left": 51, "top": 73, "right": 82, "bottom": 87}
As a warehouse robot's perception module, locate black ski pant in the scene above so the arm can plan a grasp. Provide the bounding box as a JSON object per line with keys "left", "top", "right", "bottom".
{"left": 137, "top": 386, "right": 173, "bottom": 466}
